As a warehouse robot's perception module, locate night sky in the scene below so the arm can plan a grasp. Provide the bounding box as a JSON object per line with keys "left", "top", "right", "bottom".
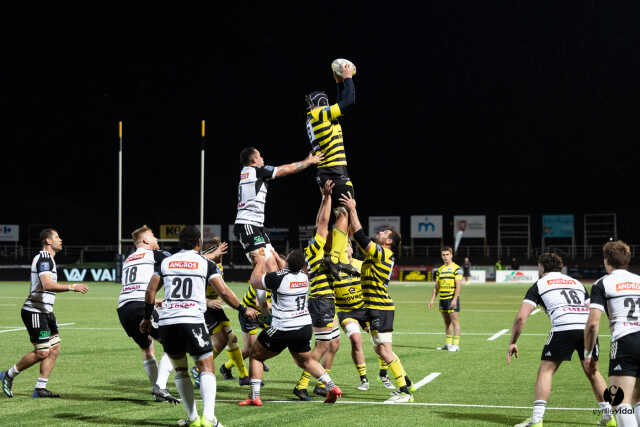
{"left": 3, "top": 3, "right": 640, "bottom": 245}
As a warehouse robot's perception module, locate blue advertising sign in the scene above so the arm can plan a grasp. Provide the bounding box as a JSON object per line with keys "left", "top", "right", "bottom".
{"left": 542, "top": 215, "right": 574, "bottom": 238}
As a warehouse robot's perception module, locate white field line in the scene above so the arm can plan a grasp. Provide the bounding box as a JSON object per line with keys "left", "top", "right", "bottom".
{"left": 0, "top": 322, "right": 75, "bottom": 334}
{"left": 412, "top": 372, "right": 440, "bottom": 390}
{"left": 487, "top": 329, "right": 509, "bottom": 341}
{"left": 531, "top": 308, "right": 541, "bottom": 315}
{"left": 213, "top": 398, "right": 597, "bottom": 411}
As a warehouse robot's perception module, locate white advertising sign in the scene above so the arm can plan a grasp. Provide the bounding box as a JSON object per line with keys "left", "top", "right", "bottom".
{"left": 468, "top": 270, "right": 486, "bottom": 283}
{"left": 199, "top": 224, "right": 222, "bottom": 241}
{"left": 0, "top": 225, "right": 19, "bottom": 242}
{"left": 496, "top": 270, "right": 540, "bottom": 283}
{"left": 453, "top": 216, "right": 486, "bottom": 238}
{"left": 410, "top": 215, "right": 443, "bottom": 238}
{"left": 368, "top": 216, "right": 401, "bottom": 238}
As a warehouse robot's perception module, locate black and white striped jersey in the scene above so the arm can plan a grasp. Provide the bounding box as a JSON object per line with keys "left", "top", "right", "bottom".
{"left": 23, "top": 251, "right": 58, "bottom": 314}
{"left": 590, "top": 269, "right": 640, "bottom": 342}
{"left": 523, "top": 272, "right": 590, "bottom": 332}
{"left": 118, "top": 248, "right": 170, "bottom": 309}
{"left": 158, "top": 250, "right": 220, "bottom": 327}
{"left": 263, "top": 269, "right": 311, "bottom": 331}
{"left": 235, "top": 165, "right": 278, "bottom": 227}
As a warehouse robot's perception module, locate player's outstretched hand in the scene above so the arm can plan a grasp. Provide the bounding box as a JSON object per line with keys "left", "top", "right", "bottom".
{"left": 506, "top": 344, "right": 518, "bottom": 364}
{"left": 210, "top": 242, "right": 229, "bottom": 259}
{"left": 308, "top": 151, "right": 324, "bottom": 165}
{"left": 339, "top": 192, "right": 356, "bottom": 210}
{"left": 427, "top": 300, "right": 434, "bottom": 310}
{"left": 207, "top": 299, "right": 224, "bottom": 310}
{"left": 244, "top": 307, "right": 259, "bottom": 319}
{"left": 139, "top": 319, "right": 152, "bottom": 334}
{"left": 155, "top": 298, "right": 164, "bottom": 308}
{"left": 333, "top": 70, "right": 344, "bottom": 83}
{"left": 73, "top": 283, "right": 89, "bottom": 294}
{"left": 584, "top": 355, "right": 597, "bottom": 376}
{"left": 341, "top": 62, "right": 354, "bottom": 79}
{"left": 322, "top": 180, "right": 334, "bottom": 196}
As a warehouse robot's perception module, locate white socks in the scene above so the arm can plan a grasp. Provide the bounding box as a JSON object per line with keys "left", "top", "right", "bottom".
{"left": 250, "top": 379, "right": 261, "bottom": 399}
{"left": 35, "top": 377, "right": 47, "bottom": 389}
{"left": 200, "top": 372, "right": 217, "bottom": 423}
{"left": 155, "top": 353, "right": 173, "bottom": 389}
{"left": 318, "top": 372, "right": 335, "bottom": 391}
{"left": 143, "top": 357, "right": 158, "bottom": 385}
{"left": 7, "top": 365, "right": 19, "bottom": 378}
{"left": 175, "top": 371, "right": 198, "bottom": 422}
{"left": 599, "top": 401, "right": 613, "bottom": 420}
{"left": 634, "top": 403, "right": 640, "bottom": 425}
{"left": 616, "top": 404, "right": 637, "bottom": 427}
{"left": 532, "top": 400, "right": 546, "bottom": 423}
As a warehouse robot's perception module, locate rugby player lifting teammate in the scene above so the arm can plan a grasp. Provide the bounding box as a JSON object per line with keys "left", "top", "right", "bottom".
{"left": 305, "top": 61, "right": 357, "bottom": 277}
{"left": 1, "top": 229, "right": 88, "bottom": 399}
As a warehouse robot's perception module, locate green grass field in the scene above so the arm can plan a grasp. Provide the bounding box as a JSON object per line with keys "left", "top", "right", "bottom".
{"left": 0, "top": 281, "right": 612, "bottom": 426}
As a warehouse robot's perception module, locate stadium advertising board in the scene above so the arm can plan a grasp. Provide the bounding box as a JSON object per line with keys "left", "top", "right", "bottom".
{"left": 0, "top": 224, "right": 19, "bottom": 241}
{"left": 160, "top": 224, "right": 221, "bottom": 240}
{"left": 542, "top": 215, "right": 574, "bottom": 238}
{"left": 468, "top": 270, "right": 486, "bottom": 283}
{"left": 453, "top": 216, "right": 486, "bottom": 238}
{"left": 496, "top": 270, "right": 540, "bottom": 283}
{"left": 228, "top": 224, "right": 238, "bottom": 241}
{"left": 368, "top": 216, "right": 401, "bottom": 238}
{"left": 62, "top": 266, "right": 117, "bottom": 282}
{"left": 410, "top": 215, "right": 443, "bottom": 238}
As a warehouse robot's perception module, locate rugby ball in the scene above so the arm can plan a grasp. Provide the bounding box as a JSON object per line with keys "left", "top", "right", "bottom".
{"left": 331, "top": 58, "right": 357, "bottom": 77}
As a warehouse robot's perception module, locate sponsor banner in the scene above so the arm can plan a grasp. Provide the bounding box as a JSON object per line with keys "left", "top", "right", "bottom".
{"left": 397, "top": 265, "right": 434, "bottom": 281}
{"left": 298, "top": 225, "right": 316, "bottom": 241}
{"left": 496, "top": 270, "right": 540, "bottom": 283}
{"left": 159, "top": 224, "right": 221, "bottom": 241}
{"left": 201, "top": 225, "right": 222, "bottom": 241}
{"left": 265, "top": 227, "right": 289, "bottom": 241}
{"left": 410, "top": 215, "right": 443, "bottom": 238}
{"left": 453, "top": 216, "right": 486, "bottom": 238}
{"left": 62, "top": 265, "right": 117, "bottom": 282}
{"left": 0, "top": 224, "right": 19, "bottom": 242}
{"left": 468, "top": 270, "right": 486, "bottom": 283}
{"left": 368, "top": 216, "right": 401, "bottom": 238}
{"left": 542, "top": 214, "right": 574, "bottom": 238}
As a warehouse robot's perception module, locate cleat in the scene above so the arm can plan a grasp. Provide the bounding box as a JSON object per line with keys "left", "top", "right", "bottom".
{"left": 200, "top": 416, "right": 224, "bottom": 427}
{"left": 384, "top": 391, "right": 414, "bottom": 404}
{"left": 293, "top": 387, "right": 313, "bottom": 401}
{"left": 324, "top": 385, "right": 342, "bottom": 403}
{"left": 357, "top": 379, "right": 370, "bottom": 391}
{"left": 408, "top": 384, "right": 417, "bottom": 393}
{"left": 313, "top": 384, "right": 327, "bottom": 397}
{"left": 597, "top": 416, "right": 616, "bottom": 426}
{"left": 152, "top": 384, "right": 181, "bottom": 404}
{"left": 219, "top": 364, "right": 234, "bottom": 380}
{"left": 262, "top": 361, "right": 270, "bottom": 372}
{"left": 190, "top": 366, "right": 201, "bottom": 389}
{"left": 436, "top": 344, "right": 450, "bottom": 351}
{"left": 378, "top": 375, "right": 395, "bottom": 390}
{"left": 448, "top": 345, "right": 460, "bottom": 352}
{"left": 0, "top": 371, "right": 14, "bottom": 398}
{"left": 238, "top": 397, "right": 263, "bottom": 406}
{"left": 514, "top": 418, "right": 542, "bottom": 427}
{"left": 177, "top": 417, "right": 202, "bottom": 427}
{"left": 32, "top": 388, "right": 61, "bottom": 398}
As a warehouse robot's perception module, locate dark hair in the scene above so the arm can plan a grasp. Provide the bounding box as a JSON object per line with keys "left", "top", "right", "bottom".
{"left": 240, "top": 147, "right": 257, "bottom": 166}
{"left": 603, "top": 240, "right": 631, "bottom": 269}
{"left": 286, "top": 249, "right": 306, "bottom": 272}
{"left": 441, "top": 246, "right": 453, "bottom": 254}
{"left": 179, "top": 225, "right": 201, "bottom": 250}
{"left": 40, "top": 228, "right": 57, "bottom": 246}
{"left": 537, "top": 253, "right": 563, "bottom": 273}
{"left": 305, "top": 91, "right": 329, "bottom": 110}
{"left": 388, "top": 227, "right": 401, "bottom": 252}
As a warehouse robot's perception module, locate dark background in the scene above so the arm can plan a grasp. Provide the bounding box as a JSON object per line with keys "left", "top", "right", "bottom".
{"left": 2, "top": 3, "right": 639, "bottom": 246}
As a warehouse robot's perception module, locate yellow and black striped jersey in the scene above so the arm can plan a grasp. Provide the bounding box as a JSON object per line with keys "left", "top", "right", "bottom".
{"left": 205, "top": 263, "right": 224, "bottom": 299}
{"left": 360, "top": 244, "right": 395, "bottom": 311}
{"left": 304, "top": 233, "right": 334, "bottom": 299}
{"left": 335, "top": 258, "right": 364, "bottom": 312}
{"left": 435, "top": 263, "right": 462, "bottom": 300}
{"left": 306, "top": 105, "right": 347, "bottom": 170}
{"left": 242, "top": 284, "right": 272, "bottom": 310}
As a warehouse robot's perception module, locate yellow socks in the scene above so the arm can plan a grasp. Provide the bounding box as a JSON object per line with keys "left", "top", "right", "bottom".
{"left": 296, "top": 371, "right": 312, "bottom": 390}
{"left": 330, "top": 228, "right": 348, "bottom": 264}
{"left": 227, "top": 346, "right": 248, "bottom": 378}
{"left": 378, "top": 356, "right": 388, "bottom": 376}
{"left": 388, "top": 358, "right": 407, "bottom": 388}
{"left": 453, "top": 336, "right": 460, "bottom": 346}
{"left": 357, "top": 363, "right": 367, "bottom": 378}
{"left": 224, "top": 359, "right": 234, "bottom": 370}
{"left": 446, "top": 335, "right": 453, "bottom": 346}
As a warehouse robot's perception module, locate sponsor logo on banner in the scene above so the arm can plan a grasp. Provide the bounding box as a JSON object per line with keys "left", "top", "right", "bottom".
{"left": 468, "top": 270, "right": 486, "bottom": 283}
{"left": 0, "top": 224, "right": 20, "bottom": 242}
{"left": 368, "top": 216, "right": 401, "bottom": 238}
{"left": 453, "top": 216, "right": 486, "bottom": 238}
{"left": 160, "top": 224, "right": 186, "bottom": 240}
{"left": 410, "top": 215, "right": 443, "bottom": 238}
{"left": 616, "top": 282, "right": 640, "bottom": 291}
{"left": 496, "top": 270, "right": 540, "bottom": 283}
{"left": 168, "top": 261, "right": 199, "bottom": 269}
{"left": 62, "top": 268, "right": 117, "bottom": 282}
{"left": 201, "top": 225, "right": 221, "bottom": 241}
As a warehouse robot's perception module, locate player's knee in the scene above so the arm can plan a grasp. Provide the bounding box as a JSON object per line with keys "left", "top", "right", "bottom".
{"left": 35, "top": 349, "right": 50, "bottom": 359}
{"left": 344, "top": 321, "right": 361, "bottom": 339}
{"left": 371, "top": 332, "right": 392, "bottom": 347}
{"left": 226, "top": 331, "right": 239, "bottom": 350}
{"left": 170, "top": 355, "right": 188, "bottom": 373}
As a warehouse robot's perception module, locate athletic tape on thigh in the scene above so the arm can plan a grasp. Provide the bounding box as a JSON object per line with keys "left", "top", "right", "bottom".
{"left": 371, "top": 331, "right": 393, "bottom": 345}
{"left": 331, "top": 325, "right": 341, "bottom": 340}
{"left": 35, "top": 341, "right": 51, "bottom": 351}
{"left": 315, "top": 330, "right": 334, "bottom": 342}
{"left": 194, "top": 351, "right": 213, "bottom": 362}
{"left": 170, "top": 356, "right": 188, "bottom": 371}
{"left": 344, "top": 321, "right": 361, "bottom": 338}
{"left": 49, "top": 335, "right": 61, "bottom": 346}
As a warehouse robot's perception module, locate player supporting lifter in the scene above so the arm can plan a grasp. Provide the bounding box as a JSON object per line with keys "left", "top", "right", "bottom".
{"left": 305, "top": 60, "right": 356, "bottom": 277}
{"left": 340, "top": 193, "right": 415, "bottom": 403}
{"left": 428, "top": 247, "right": 462, "bottom": 352}
{"left": 117, "top": 225, "right": 178, "bottom": 403}
{"left": 294, "top": 181, "right": 341, "bottom": 400}
{"left": 1, "top": 229, "right": 88, "bottom": 399}
{"left": 508, "top": 253, "right": 614, "bottom": 427}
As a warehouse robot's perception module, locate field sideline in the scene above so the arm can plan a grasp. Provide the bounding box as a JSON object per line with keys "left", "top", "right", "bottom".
{"left": 0, "top": 281, "right": 611, "bottom": 426}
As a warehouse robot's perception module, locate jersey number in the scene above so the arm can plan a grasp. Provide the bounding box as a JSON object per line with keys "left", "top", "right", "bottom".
{"left": 124, "top": 266, "right": 137, "bottom": 284}
{"left": 624, "top": 298, "right": 640, "bottom": 321}
{"left": 171, "top": 277, "right": 193, "bottom": 299}
{"left": 560, "top": 290, "right": 582, "bottom": 305}
{"left": 295, "top": 295, "right": 306, "bottom": 311}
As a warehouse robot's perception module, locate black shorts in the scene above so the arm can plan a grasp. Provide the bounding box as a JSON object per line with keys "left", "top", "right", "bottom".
{"left": 439, "top": 298, "right": 460, "bottom": 313}
{"left": 117, "top": 301, "right": 161, "bottom": 349}
{"left": 204, "top": 307, "right": 230, "bottom": 334}
{"left": 21, "top": 309, "right": 59, "bottom": 345}
{"left": 366, "top": 308, "right": 394, "bottom": 333}
{"left": 159, "top": 323, "right": 213, "bottom": 357}
{"left": 234, "top": 224, "right": 271, "bottom": 254}
{"left": 541, "top": 329, "right": 599, "bottom": 362}
{"left": 257, "top": 324, "right": 312, "bottom": 354}
{"left": 609, "top": 332, "right": 640, "bottom": 377}
{"left": 316, "top": 175, "right": 354, "bottom": 211}
{"left": 463, "top": 269, "right": 470, "bottom": 278}
{"left": 238, "top": 310, "right": 270, "bottom": 335}
{"left": 308, "top": 298, "right": 336, "bottom": 328}
{"left": 338, "top": 308, "right": 369, "bottom": 330}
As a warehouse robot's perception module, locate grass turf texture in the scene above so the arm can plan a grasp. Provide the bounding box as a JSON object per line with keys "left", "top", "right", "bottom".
{"left": 0, "top": 281, "right": 612, "bottom": 426}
